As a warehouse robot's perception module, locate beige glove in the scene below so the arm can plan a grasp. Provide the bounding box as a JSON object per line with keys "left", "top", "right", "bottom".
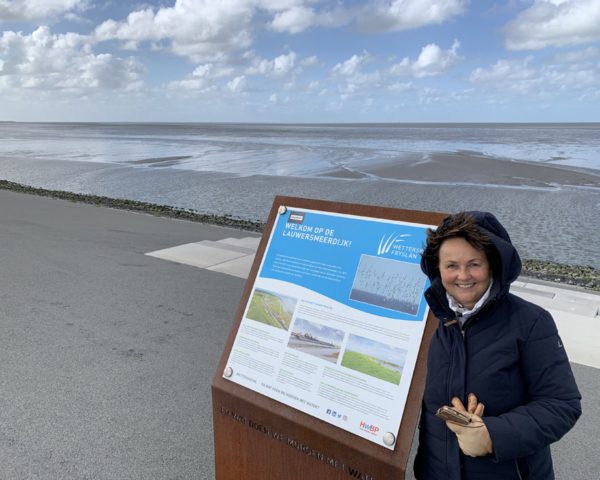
{"left": 445, "top": 394, "right": 493, "bottom": 457}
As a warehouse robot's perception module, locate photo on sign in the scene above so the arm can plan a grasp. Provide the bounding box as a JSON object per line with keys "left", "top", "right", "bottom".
{"left": 246, "top": 288, "right": 297, "bottom": 331}
{"left": 288, "top": 318, "right": 345, "bottom": 364}
{"left": 341, "top": 334, "right": 408, "bottom": 385}
{"left": 350, "top": 255, "right": 425, "bottom": 315}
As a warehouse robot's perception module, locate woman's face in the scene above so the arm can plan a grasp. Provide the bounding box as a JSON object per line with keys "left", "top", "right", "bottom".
{"left": 438, "top": 237, "right": 491, "bottom": 310}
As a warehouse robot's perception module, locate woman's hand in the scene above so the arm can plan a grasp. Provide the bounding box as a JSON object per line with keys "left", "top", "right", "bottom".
{"left": 445, "top": 394, "right": 493, "bottom": 457}
{"left": 465, "top": 392, "right": 485, "bottom": 416}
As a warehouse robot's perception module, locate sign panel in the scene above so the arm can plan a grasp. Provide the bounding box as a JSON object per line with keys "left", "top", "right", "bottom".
{"left": 223, "top": 206, "right": 435, "bottom": 449}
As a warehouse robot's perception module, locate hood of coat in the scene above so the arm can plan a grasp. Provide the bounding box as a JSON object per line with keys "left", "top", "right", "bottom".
{"left": 421, "top": 211, "right": 522, "bottom": 314}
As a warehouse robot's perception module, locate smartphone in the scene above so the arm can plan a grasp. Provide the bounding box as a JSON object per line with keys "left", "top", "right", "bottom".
{"left": 435, "top": 406, "right": 472, "bottom": 425}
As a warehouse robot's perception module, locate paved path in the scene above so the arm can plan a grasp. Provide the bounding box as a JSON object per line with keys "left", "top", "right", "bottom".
{"left": 1, "top": 189, "right": 598, "bottom": 479}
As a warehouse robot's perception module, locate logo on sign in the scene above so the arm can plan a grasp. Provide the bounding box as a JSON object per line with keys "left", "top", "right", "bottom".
{"left": 359, "top": 421, "right": 380, "bottom": 435}
{"left": 377, "top": 232, "right": 411, "bottom": 255}
{"left": 288, "top": 211, "right": 305, "bottom": 224}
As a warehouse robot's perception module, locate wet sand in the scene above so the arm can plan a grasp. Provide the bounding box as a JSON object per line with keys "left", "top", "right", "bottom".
{"left": 323, "top": 151, "right": 600, "bottom": 189}
{"left": 127, "top": 155, "right": 193, "bottom": 167}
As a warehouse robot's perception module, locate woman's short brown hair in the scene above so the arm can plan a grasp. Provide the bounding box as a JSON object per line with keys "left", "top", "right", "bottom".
{"left": 422, "top": 212, "right": 500, "bottom": 276}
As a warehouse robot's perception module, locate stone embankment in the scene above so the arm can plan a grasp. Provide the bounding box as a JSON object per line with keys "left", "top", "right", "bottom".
{"left": 521, "top": 259, "right": 599, "bottom": 292}
{"left": 0, "top": 180, "right": 262, "bottom": 231}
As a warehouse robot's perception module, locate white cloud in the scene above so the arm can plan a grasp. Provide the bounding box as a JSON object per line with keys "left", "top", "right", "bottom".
{"left": 92, "top": 0, "right": 350, "bottom": 57}
{"left": 332, "top": 52, "right": 379, "bottom": 97}
{"left": 246, "top": 52, "right": 298, "bottom": 77}
{"left": 121, "top": 40, "right": 139, "bottom": 51}
{"left": 78, "top": 53, "right": 143, "bottom": 90}
{"left": 469, "top": 51, "right": 600, "bottom": 94}
{"left": 307, "top": 80, "right": 320, "bottom": 91}
{"left": 301, "top": 55, "right": 318, "bottom": 66}
{"left": 505, "top": 0, "right": 600, "bottom": 50}
{"left": 388, "top": 81, "right": 413, "bottom": 92}
{"left": 258, "top": 0, "right": 309, "bottom": 11}
{"left": 418, "top": 87, "right": 443, "bottom": 105}
{"left": 0, "top": 26, "right": 144, "bottom": 92}
{"left": 192, "top": 63, "right": 234, "bottom": 79}
{"left": 270, "top": 6, "right": 316, "bottom": 34}
{"left": 266, "top": 2, "right": 351, "bottom": 34}
{"left": 577, "top": 88, "right": 600, "bottom": 102}
{"left": 390, "top": 40, "right": 461, "bottom": 77}
{"left": 94, "top": 0, "right": 255, "bottom": 62}
{"left": 0, "top": 0, "right": 84, "bottom": 21}
{"left": 227, "top": 75, "right": 246, "bottom": 93}
{"left": 272, "top": 52, "right": 297, "bottom": 76}
{"left": 167, "top": 77, "right": 211, "bottom": 92}
{"left": 167, "top": 61, "right": 237, "bottom": 93}
{"left": 470, "top": 57, "right": 539, "bottom": 93}
{"left": 548, "top": 46, "right": 599, "bottom": 63}
{"left": 332, "top": 53, "right": 370, "bottom": 77}
{"left": 357, "top": 0, "right": 467, "bottom": 33}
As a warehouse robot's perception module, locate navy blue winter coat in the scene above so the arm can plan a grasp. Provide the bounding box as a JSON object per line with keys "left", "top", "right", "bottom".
{"left": 414, "top": 212, "right": 581, "bottom": 480}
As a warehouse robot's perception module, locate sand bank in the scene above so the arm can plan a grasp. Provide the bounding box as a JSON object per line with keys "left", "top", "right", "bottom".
{"left": 127, "top": 155, "right": 193, "bottom": 167}
{"left": 323, "top": 151, "right": 600, "bottom": 189}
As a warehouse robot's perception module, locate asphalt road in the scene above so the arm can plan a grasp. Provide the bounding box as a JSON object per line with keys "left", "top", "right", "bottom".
{"left": 0, "top": 189, "right": 597, "bottom": 479}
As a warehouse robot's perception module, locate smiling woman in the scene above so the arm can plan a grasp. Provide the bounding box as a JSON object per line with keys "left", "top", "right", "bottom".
{"left": 415, "top": 211, "right": 582, "bottom": 479}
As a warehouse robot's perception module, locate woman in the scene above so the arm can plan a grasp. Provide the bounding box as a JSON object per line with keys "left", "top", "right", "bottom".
{"left": 414, "top": 211, "right": 581, "bottom": 480}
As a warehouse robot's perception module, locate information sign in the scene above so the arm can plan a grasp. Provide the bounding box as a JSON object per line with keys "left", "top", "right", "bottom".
{"left": 223, "top": 204, "right": 436, "bottom": 449}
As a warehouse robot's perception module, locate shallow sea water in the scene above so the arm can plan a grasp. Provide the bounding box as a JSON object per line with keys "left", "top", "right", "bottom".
{"left": 2, "top": 122, "right": 600, "bottom": 174}
{"left": 1, "top": 156, "right": 598, "bottom": 269}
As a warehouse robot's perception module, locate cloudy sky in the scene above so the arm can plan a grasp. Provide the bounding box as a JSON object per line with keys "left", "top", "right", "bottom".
{"left": 1, "top": 0, "right": 599, "bottom": 122}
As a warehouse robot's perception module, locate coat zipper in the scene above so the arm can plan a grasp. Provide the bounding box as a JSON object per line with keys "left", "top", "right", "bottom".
{"left": 462, "top": 311, "right": 526, "bottom": 480}
{"left": 443, "top": 315, "right": 461, "bottom": 401}
{"left": 515, "top": 459, "right": 524, "bottom": 480}
{"left": 443, "top": 316, "right": 461, "bottom": 480}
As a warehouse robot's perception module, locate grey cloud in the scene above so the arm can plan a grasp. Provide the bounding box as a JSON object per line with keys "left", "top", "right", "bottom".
{"left": 0, "top": 0, "right": 85, "bottom": 22}
{"left": 357, "top": 0, "right": 467, "bottom": 33}
{"left": 504, "top": 0, "right": 600, "bottom": 50}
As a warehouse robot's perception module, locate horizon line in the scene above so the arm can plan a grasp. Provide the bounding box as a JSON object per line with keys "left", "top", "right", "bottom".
{"left": 2, "top": 120, "right": 599, "bottom": 126}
